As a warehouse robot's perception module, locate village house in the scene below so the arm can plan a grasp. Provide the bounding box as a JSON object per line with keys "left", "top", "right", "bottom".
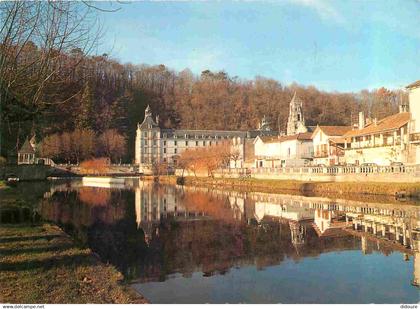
{"left": 343, "top": 111, "right": 411, "bottom": 165}
{"left": 311, "top": 126, "right": 352, "bottom": 166}
{"left": 229, "top": 116, "right": 277, "bottom": 168}
{"left": 407, "top": 80, "right": 420, "bottom": 163}
{"left": 254, "top": 133, "right": 313, "bottom": 168}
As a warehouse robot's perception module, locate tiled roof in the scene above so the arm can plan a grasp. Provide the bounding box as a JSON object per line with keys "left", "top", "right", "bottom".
{"left": 18, "top": 138, "right": 35, "bottom": 154}
{"left": 343, "top": 112, "right": 410, "bottom": 138}
{"left": 329, "top": 137, "right": 347, "bottom": 144}
{"left": 259, "top": 132, "right": 312, "bottom": 144}
{"left": 406, "top": 80, "right": 420, "bottom": 89}
{"left": 318, "top": 126, "right": 352, "bottom": 136}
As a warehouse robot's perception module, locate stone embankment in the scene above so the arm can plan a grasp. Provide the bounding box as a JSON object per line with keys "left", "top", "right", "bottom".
{"left": 157, "top": 175, "right": 420, "bottom": 198}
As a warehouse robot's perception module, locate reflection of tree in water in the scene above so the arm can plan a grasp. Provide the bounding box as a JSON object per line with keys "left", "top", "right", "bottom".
{"left": 39, "top": 188, "right": 149, "bottom": 280}
{"left": 179, "top": 191, "right": 239, "bottom": 223}
{"left": 78, "top": 187, "right": 111, "bottom": 206}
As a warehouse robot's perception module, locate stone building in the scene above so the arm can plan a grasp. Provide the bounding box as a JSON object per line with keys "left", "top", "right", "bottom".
{"left": 254, "top": 133, "right": 313, "bottom": 168}
{"left": 286, "top": 92, "right": 308, "bottom": 136}
{"left": 343, "top": 111, "right": 411, "bottom": 165}
{"left": 311, "top": 126, "right": 352, "bottom": 166}
{"left": 135, "top": 105, "right": 277, "bottom": 173}
{"left": 407, "top": 80, "right": 420, "bottom": 163}
{"left": 342, "top": 79, "right": 420, "bottom": 166}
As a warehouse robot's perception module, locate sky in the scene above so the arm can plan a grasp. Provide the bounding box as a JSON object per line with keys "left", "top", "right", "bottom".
{"left": 97, "top": 0, "right": 420, "bottom": 92}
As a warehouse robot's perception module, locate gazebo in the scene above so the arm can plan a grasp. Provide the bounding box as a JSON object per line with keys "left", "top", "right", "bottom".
{"left": 17, "top": 137, "right": 36, "bottom": 165}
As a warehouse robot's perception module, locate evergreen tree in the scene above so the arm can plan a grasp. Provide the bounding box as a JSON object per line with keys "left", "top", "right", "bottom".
{"left": 76, "top": 83, "right": 94, "bottom": 129}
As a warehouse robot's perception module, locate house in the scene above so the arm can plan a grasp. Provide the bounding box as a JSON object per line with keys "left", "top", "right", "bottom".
{"left": 254, "top": 133, "right": 313, "bottom": 167}
{"left": 343, "top": 111, "right": 411, "bottom": 165}
{"left": 342, "top": 79, "right": 420, "bottom": 166}
{"left": 407, "top": 80, "right": 420, "bottom": 163}
{"left": 311, "top": 125, "right": 352, "bottom": 166}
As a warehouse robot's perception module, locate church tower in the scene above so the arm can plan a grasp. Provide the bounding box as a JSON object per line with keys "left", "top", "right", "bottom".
{"left": 286, "top": 92, "right": 308, "bottom": 136}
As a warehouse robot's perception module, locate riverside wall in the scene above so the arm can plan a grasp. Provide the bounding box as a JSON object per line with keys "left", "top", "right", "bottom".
{"left": 176, "top": 165, "right": 420, "bottom": 183}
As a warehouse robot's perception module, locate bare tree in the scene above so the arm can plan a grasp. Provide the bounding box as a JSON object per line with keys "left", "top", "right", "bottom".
{"left": 0, "top": 1, "right": 101, "bottom": 155}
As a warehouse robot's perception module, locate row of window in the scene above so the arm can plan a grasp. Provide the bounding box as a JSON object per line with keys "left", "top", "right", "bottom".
{"left": 142, "top": 131, "right": 235, "bottom": 140}
{"left": 144, "top": 140, "right": 219, "bottom": 147}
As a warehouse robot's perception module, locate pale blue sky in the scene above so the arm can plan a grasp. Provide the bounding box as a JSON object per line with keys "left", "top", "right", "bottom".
{"left": 98, "top": 0, "right": 420, "bottom": 92}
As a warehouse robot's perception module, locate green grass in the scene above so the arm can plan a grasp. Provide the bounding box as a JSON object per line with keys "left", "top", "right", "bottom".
{"left": 0, "top": 223, "right": 147, "bottom": 304}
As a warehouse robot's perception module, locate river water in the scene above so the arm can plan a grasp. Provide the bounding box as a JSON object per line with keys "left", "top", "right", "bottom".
{"left": 1, "top": 178, "right": 419, "bottom": 303}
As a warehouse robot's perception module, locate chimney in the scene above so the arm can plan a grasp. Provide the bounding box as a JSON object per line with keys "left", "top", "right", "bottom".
{"left": 358, "top": 112, "right": 365, "bottom": 129}
{"left": 373, "top": 118, "right": 377, "bottom": 125}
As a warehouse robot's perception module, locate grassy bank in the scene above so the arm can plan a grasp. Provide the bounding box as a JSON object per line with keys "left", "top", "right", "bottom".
{"left": 0, "top": 223, "right": 147, "bottom": 304}
{"left": 156, "top": 175, "right": 420, "bottom": 198}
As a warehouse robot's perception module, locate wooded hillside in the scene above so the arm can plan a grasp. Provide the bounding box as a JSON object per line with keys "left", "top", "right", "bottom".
{"left": 0, "top": 2, "right": 408, "bottom": 162}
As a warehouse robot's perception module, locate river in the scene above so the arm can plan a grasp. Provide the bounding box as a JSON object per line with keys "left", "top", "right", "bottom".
{"left": 1, "top": 178, "right": 419, "bottom": 303}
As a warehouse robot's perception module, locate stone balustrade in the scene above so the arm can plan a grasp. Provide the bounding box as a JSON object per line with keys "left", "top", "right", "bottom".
{"left": 208, "top": 164, "right": 420, "bottom": 183}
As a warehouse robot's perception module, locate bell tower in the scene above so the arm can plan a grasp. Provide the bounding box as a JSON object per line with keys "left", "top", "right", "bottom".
{"left": 286, "top": 92, "right": 307, "bottom": 136}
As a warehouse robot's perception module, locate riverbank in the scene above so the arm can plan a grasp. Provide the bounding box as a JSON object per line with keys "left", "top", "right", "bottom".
{"left": 156, "top": 175, "right": 420, "bottom": 198}
{"left": 0, "top": 223, "right": 148, "bottom": 304}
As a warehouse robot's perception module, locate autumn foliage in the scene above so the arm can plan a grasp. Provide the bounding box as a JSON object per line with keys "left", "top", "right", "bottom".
{"left": 40, "top": 129, "right": 126, "bottom": 164}
{"left": 178, "top": 142, "right": 232, "bottom": 177}
{"left": 79, "top": 158, "right": 110, "bottom": 175}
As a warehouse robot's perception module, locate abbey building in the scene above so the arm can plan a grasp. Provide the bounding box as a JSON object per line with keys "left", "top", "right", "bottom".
{"left": 135, "top": 105, "right": 277, "bottom": 173}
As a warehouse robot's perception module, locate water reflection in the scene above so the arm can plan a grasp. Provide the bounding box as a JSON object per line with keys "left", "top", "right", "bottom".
{"left": 35, "top": 179, "right": 420, "bottom": 303}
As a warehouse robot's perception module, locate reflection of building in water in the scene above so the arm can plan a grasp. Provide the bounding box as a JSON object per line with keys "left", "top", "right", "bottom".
{"left": 135, "top": 182, "right": 211, "bottom": 242}
{"left": 289, "top": 221, "right": 306, "bottom": 246}
{"left": 313, "top": 209, "right": 349, "bottom": 238}
{"left": 134, "top": 181, "right": 420, "bottom": 283}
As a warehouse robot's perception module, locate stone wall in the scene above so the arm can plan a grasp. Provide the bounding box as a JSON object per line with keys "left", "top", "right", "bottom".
{"left": 1, "top": 165, "right": 49, "bottom": 180}
{"left": 176, "top": 165, "right": 420, "bottom": 183}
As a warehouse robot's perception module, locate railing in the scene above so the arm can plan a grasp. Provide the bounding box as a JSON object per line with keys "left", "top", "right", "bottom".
{"left": 216, "top": 164, "right": 419, "bottom": 176}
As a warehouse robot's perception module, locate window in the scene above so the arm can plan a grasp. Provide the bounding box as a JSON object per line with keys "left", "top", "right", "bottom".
{"left": 153, "top": 140, "right": 156, "bottom": 146}
{"left": 174, "top": 149, "right": 177, "bottom": 154}
{"left": 186, "top": 141, "right": 189, "bottom": 146}
{"left": 145, "top": 140, "right": 148, "bottom": 146}
{"left": 209, "top": 141, "right": 212, "bottom": 146}
{"left": 163, "top": 140, "right": 166, "bottom": 146}
{"left": 174, "top": 141, "right": 177, "bottom": 146}
{"left": 164, "top": 148, "right": 167, "bottom": 153}
{"left": 195, "top": 141, "right": 198, "bottom": 146}
{"left": 203, "top": 141, "right": 206, "bottom": 146}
